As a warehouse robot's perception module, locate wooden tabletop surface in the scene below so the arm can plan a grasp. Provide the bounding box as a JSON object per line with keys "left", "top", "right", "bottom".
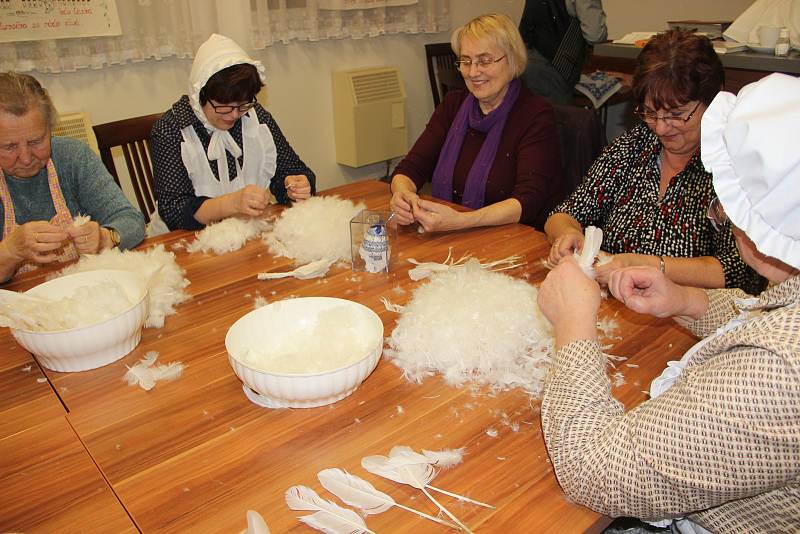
{"left": 0, "top": 180, "right": 696, "bottom": 533}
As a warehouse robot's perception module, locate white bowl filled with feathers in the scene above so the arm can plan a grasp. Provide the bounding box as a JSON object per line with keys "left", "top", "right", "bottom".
{"left": 226, "top": 297, "right": 384, "bottom": 408}
{"left": 7, "top": 269, "right": 149, "bottom": 372}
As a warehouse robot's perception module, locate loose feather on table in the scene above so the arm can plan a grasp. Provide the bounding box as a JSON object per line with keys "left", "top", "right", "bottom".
{"left": 383, "top": 446, "right": 494, "bottom": 509}
{"left": 257, "top": 258, "right": 336, "bottom": 280}
{"left": 361, "top": 452, "right": 473, "bottom": 533}
{"left": 407, "top": 248, "right": 525, "bottom": 281}
{"left": 123, "top": 351, "right": 184, "bottom": 391}
{"left": 241, "top": 510, "right": 270, "bottom": 534}
{"left": 285, "top": 485, "right": 375, "bottom": 534}
{"left": 317, "top": 468, "right": 458, "bottom": 529}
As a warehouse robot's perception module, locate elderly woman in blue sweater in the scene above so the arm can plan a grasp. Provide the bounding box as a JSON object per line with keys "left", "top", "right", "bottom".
{"left": 0, "top": 72, "right": 145, "bottom": 282}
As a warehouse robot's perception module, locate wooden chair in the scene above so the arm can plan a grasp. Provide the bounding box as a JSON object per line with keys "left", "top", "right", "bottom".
{"left": 424, "top": 42, "right": 465, "bottom": 107}
{"left": 93, "top": 113, "right": 163, "bottom": 223}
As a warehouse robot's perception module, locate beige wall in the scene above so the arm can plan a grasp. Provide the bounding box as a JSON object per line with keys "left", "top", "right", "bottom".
{"left": 33, "top": 0, "right": 755, "bottom": 202}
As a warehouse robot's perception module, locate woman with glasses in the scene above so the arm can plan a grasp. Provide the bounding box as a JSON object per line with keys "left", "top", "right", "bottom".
{"left": 537, "top": 72, "right": 800, "bottom": 534}
{"left": 150, "top": 34, "right": 315, "bottom": 232}
{"left": 544, "top": 29, "right": 764, "bottom": 294}
{"left": 389, "top": 13, "right": 563, "bottom": 232}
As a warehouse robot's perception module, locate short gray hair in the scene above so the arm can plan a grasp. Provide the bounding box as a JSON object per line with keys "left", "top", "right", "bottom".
{"left": 0, "top": 72, "right": 57, "bottom": 129}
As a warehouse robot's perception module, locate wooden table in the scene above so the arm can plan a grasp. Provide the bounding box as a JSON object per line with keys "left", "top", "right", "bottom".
{"left": 0, "top": 180, "right": 697, "bottom": 533}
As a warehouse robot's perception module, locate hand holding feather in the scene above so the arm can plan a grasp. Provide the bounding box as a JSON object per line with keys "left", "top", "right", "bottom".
{"left": 537, "top": 256, "right": 601, "bottom": 349}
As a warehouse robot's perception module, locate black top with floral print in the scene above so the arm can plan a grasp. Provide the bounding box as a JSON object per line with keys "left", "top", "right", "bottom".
{"left": 552, "top": 123, "right": 765, "bottom": 294}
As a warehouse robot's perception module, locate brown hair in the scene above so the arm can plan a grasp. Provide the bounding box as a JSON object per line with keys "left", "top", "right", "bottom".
{"left": 633, "top": 29, "right": 724, "bottom": 110}
{"left": 451, "top": 13, "right": 528, "bottom": 78}
{"left": 199, "top": 63, "right": 263, "bottom": 106}
{"left": 0, "top": 72, "right": 57, "bottom": 129}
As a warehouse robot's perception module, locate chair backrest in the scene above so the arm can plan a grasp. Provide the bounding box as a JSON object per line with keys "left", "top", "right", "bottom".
{"left": 93, "top": 113, "right": 163, "bottom": 223}
{"left": 551, "top": 103, "right": 606, "bottom": 195}
{"left": 424, "top": 42, "right": 466, "bottom": 108}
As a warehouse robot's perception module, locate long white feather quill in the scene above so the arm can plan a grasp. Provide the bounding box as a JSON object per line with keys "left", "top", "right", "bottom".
{"left": 285, "top": 485, "right": 375, "bottom": 534}
{"left": 241, "top": 510, "right": 270, "bottom": 534}
{"left": 575, "top": 225, "right": 603, "bottom": 277}
{"left": 361, "top": 454, "right": 473, "bottom": 533}
{"left": 385, "top": 446, "right": 495, "bottom": 509}
{"left": 318, "top": 468, "right": 458, "bottom": 530}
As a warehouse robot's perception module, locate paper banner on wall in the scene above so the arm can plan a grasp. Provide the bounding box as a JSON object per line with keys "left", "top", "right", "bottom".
{"left": 0, "top": 0, "right": 121, "bottom": 43}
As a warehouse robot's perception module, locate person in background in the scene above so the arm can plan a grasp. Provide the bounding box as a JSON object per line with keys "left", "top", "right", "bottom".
{"left": 0, "top": 72, "right": 145, "bottom": 282}
{"left": 389, "top": 13, "right": 563, "bottom": 233}
{"left": 151, "top": 34, "right": 315, "bottom": 232}
{"left": 545, "top": 30, "right": 764, "bottom": 294}
{"left": 519, "top": 0, "right": 607, "bottom": 104}
{"left": 538, "top": 72, "right": 799, "bottom": 534}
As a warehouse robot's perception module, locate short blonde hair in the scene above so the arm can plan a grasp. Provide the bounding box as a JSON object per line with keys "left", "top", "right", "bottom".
{"left": 0, "top": 72, "right": 57, "bottom": 129}
{"left": 450, "top": 13, "right": 528, "bottom": 78}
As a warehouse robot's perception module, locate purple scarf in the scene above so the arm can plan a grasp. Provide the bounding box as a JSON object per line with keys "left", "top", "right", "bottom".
{"left": 431, "top": 78, "right": 521, "bottom": 209}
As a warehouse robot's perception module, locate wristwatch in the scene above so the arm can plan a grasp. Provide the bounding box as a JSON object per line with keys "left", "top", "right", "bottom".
{"left": 105, "top": 227, "right": 121, "bottom": 248}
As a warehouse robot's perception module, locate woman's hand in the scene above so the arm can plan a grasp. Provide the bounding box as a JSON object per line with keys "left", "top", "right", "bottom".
{"left": 546, "top": 232, "right": 584, "bottom": 268}
{"left": 4, "top": 221, "right": 68, "bottom": 264}
{"left": 285, "top": 175, "right": 312, "bottom": 201}
{"left": 413, "top": 198, "right": 465, "bottom": 232}
{"left": 607, "top": 266, "right": 708, "bottom": 321}
{"left": 537, "top": 256, "right": 601, "bottom": 348}
{"left": 389, "top": 190, "right": 420, "bottom": 225}
{"left": 592, "top": 253, "right": 648, "bottom": 286}
{"left": 230, "top": 184, "right": 271, "bottom": 217}
{"left": 66, "top": 221, "right": 103, "bottom": 254}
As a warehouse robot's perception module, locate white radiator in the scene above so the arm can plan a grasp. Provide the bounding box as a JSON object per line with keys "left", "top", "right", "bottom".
{"left": 53, "top": 112, "right": 99, "bottom": 154}
{"left": 332, "top": 66, "right": 407, "bottom": 168}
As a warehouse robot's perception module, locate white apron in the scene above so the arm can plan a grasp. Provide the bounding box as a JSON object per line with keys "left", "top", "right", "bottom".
{"left": 147, "top": 110, "right": 277, "bottom": 236}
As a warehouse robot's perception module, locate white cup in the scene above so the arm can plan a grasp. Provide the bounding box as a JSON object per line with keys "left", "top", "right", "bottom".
{"left": 758, "top": 25, "right": 781, "bottom": 48}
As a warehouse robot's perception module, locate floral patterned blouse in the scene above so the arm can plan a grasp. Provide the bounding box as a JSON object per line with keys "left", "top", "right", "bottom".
{"left": 552, "top": 123, "right": 764, "bottom": 294}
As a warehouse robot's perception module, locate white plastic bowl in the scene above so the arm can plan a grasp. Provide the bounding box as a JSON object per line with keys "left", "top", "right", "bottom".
{"left": 226, "top": 297, "right": 384, "bottom": 408}
{"left": 11, "top": 269, "right": 148, "bottom": 372}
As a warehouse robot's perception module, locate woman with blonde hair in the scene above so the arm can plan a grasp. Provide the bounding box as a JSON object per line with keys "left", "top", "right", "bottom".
{"left": 390, "top": 13, "right": 563, "bottom": 232}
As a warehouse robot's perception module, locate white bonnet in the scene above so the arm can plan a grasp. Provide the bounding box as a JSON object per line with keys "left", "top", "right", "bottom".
{"left": 188, "top": 34, "right": 266, "bottom": 130}
{"left": 701, "top": 73, "right": 800, "bottom": 269}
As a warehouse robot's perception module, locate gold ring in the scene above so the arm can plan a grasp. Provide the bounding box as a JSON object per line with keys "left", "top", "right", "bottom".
{"left": 34, "top": 232, "right": 39, "bottom": 242}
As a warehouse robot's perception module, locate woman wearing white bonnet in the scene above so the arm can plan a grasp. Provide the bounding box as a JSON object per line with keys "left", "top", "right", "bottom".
{"left": 150, "top": 34, "right": 315, "bottom": 231}
{"left": 536, "top": 72, "right": 799, "bottom": 533}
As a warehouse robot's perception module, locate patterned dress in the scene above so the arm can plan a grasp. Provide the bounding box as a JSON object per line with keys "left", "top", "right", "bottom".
{"left": 552, "top": 123, "right": 764, "bottom": 293}
{"left": 541, "top": 275, "right": 800, "bottom": 533}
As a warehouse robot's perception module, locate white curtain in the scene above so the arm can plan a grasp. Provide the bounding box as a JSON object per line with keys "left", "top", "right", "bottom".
{"left": 0, "top": 0, "right": 218, "bottom": 74}
{"left": 250, "top": 0, "right": 450, "bottom": 48}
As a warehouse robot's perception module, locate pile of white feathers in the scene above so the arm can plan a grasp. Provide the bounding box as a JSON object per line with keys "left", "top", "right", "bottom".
{"left": 55, "top": 245, "right": 191, "bottom": 328}
{"left": 385, "top": 259, "right": 554, "bottom": 397}
{"left": 263, "top": 196, "right": 365, "bottom": 265}
{"left": 187, "top": 217, "right": 269, "bottom": 255}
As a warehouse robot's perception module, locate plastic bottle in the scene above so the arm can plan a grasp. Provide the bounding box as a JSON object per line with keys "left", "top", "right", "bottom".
{"left": 775, "top": 28, "right": 791, "bottom": 57}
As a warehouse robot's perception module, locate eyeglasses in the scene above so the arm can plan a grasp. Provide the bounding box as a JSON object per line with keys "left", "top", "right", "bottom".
{"left": 707, "top": 196, "right": 729, "bottom": 232}
{"left": 634, "top": 101, "right": 702, "bottom": 126}
{"left": 207, "top": 99, "right": 257, "bottom": 115}
{"left": 454, "top": 55, "right": 506, "bottom": 71}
